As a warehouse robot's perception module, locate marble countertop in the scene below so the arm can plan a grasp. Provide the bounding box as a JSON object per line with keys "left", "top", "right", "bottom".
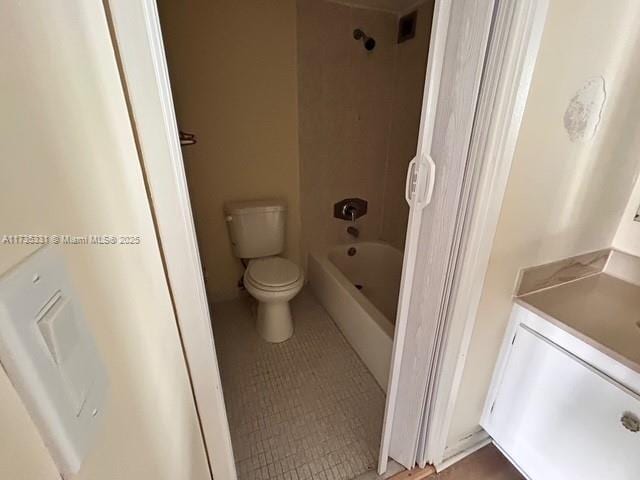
{"left": 517, "top": 273, "right": 640, "bottom": 374}
{"left": 515, "top": 249, "right": 640, "bottom": 375}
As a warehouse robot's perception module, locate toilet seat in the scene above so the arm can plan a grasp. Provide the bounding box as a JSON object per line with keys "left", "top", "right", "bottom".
{"left": 245, "top": 257, "right": 302, "bottom": 291}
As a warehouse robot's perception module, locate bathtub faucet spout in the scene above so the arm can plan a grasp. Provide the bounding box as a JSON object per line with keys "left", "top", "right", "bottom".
{"left": 347, "top": 226, "right": 359, "bottom": 238}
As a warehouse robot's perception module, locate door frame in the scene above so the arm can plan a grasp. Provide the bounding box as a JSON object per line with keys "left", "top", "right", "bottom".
{"left": 104, "top": 0, "right": 549, "bottom": 478}
{"left": 103, "top": 1, "right": 236, "bottom": 479}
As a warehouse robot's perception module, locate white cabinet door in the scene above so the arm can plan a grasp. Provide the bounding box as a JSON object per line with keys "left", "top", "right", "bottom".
{"left": 485, "top": 326, "right": 640, "bottom": 480}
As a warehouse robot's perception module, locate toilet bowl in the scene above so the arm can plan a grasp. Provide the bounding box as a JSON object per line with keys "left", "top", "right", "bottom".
{"left": 243, "top": 256, "right": 304, "bottom": 343}
{"left": 224, "top": 199, "right": 303, "bottom": 342}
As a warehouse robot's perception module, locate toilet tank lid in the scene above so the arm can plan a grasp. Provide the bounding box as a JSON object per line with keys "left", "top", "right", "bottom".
{"left": 224, "top": 199, "right": 287, "bottom": 216}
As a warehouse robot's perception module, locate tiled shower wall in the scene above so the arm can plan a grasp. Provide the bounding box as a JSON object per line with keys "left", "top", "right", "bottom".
{"left": 298, "top": 0, "right": 434, "bottom": 262}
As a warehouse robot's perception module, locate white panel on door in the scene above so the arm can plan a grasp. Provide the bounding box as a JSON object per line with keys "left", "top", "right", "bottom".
{"left": 485, "top": 326, "right": 640, "bottom": 480}
{"left": 379, "top": 0, "right": 496, "bottom": 470}
{"left": 0, "top": 246, "right": 108, "bottom": 474}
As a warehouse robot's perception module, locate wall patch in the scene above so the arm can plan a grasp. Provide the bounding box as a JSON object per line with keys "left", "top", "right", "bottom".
{"left": 563, "top": 76, "right": 606, "bottom": 142}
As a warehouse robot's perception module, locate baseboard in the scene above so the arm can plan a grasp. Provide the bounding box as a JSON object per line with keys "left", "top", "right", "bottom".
{"left": 435, "top": 429, "right": 491, "bottom": 472}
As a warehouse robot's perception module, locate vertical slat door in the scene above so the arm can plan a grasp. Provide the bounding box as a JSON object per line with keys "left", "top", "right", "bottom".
{"left": 379, "top": 0, "right": 496, "bottom": 470}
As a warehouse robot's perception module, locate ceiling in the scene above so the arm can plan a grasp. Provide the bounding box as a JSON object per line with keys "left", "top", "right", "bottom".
{"left": 324, "top": 0, "right": 425, "bottom": 15}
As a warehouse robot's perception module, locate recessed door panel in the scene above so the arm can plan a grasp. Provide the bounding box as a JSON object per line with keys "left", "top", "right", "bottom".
{"left": 486, "top": 327, "right": 640, "bottom": 480}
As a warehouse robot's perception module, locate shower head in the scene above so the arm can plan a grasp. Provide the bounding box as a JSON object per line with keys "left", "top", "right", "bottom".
{"left": 353, "top": 28, "right": 376, "bottom": 51}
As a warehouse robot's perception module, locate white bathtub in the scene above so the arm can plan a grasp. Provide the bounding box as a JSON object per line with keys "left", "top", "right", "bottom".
{"left": 308, "top": 241, "right": 403, "bottom": 391}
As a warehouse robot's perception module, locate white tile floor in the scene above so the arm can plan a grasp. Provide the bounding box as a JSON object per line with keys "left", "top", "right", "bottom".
{"left": 212, "top": 289, "right": 386, "bottom": 480}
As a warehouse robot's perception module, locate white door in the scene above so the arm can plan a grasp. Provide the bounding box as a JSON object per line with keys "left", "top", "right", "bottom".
{"left": 379, "top": 0, "right": 496, "bottom": 471}
{"left": 485, "top": 326, "right": 640, "bottom": 480}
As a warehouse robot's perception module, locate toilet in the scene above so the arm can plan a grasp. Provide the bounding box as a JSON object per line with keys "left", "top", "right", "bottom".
{"left": 224, "top": 199, "right": 303, "bottom": 343}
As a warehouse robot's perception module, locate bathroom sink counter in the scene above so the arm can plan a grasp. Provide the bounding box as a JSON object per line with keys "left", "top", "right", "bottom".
{"left": 516, "top": 272, "right": 640, "bottom": 375}
{"left": 482, "top": 250, "right": 640, "bottom": 480}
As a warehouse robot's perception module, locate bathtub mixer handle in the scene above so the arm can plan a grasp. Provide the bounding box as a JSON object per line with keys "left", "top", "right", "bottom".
{"left": 343, "top": 206, "right": 360, "bottom": 238}
{"left": 343, "top": 204, "right": 357, "bottom": 222}
{"left": 332, "top": 198, "right": 367, "bottom": 239}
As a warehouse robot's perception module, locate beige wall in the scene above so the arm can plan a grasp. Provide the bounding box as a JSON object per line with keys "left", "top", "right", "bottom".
{"left": 298, "top": 0, "right": 431, "bottom": 259}
{"left": 447, "top": 0, "right": 640, "bottom": 447}
{"left": 614, "top": 175, "right": 640, "bottom": 256}
{"left": 157, "top": 0, "right": 301, "bottom": 302}
{"left": 381, "top": 2, "right": 433, "bottom": 250}
{"left": 298, "top": 0, "right": 397, "bottom": 259}
{"left": 0, "top": 2, "right": 209, "bottom": 479}
{"left": 158, "top": 0, "right": 430, "bottom": 298}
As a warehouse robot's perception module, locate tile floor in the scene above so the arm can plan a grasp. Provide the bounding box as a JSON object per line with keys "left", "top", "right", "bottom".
{"left": 212, "top": 289, "right": 386, "bottom": 480}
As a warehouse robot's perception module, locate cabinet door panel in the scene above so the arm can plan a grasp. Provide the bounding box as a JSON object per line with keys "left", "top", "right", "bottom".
{"left": 486, "top": 326, "right": 640, "bottom": 480}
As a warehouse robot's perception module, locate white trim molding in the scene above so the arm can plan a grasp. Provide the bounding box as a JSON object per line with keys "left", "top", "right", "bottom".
{"left": 424, "top": 0, "right": 549, "bottom": 467}
{"left": 103, "top": 1, "right": 236, "bottom": 479}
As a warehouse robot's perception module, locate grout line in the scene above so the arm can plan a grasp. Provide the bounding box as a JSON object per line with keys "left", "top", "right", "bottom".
{"left": 214, "top": 291, "right": 386, "bottom": 480}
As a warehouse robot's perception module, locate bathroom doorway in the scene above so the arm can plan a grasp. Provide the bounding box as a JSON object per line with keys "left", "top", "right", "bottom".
{"left": 105, "top": 0, "right": 547, "bottom": 478}
{"left": 153, "top": 1, "right": 434, "bottom": 478}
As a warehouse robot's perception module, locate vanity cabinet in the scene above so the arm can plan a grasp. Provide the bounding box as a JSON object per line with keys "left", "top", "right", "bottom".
{"left": 482, "top": 306, "right": 640, "bottom": 480}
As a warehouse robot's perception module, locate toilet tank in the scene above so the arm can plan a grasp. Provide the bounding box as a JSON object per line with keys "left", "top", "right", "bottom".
{"left": 224, "top": 199, "right": 287, "bottom": 259}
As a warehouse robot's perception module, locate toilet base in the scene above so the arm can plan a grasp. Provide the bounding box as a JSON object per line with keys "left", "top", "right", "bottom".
{"left": 256, "top": 301, "right": 294, "bottom": 343}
